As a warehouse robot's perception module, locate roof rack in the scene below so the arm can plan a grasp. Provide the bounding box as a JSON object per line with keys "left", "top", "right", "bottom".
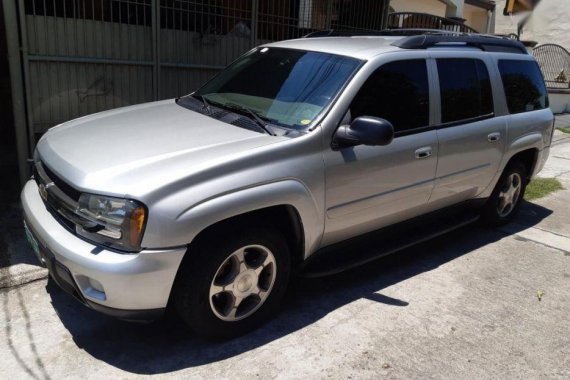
{"left": 302, "top": 28, "right": 461, "bottom": 38}
{"left": 302, "top": 29, "right": 527, "bottom": 54}
{"left": 392, "top": 34, "right": 528, "bottom": 54}
{"left": 303, "top": 30, "right": 389, "bottom": 38}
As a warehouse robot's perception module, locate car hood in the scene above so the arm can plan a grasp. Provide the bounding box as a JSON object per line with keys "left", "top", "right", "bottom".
{"left": 37, "top": 99, "right": 286, "bottom": 197}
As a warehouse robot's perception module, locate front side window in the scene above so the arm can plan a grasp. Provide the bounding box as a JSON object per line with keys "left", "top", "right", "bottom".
{"left": 194, "top": 48, "right": 361, "bottom": 129}
{"left": 437, "top": 58, "right": 493, "bottom": 124}
{"left": 498, "top": 60, "right": 549, "bottom": 114}
{"left": 350, "top": 59, "right": 430, "bottom": 132}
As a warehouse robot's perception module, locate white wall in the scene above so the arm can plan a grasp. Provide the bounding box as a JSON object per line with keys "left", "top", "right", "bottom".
{"left": 494, "top": 0, "right": 570, "bottom": 49}
{"left": 549, "top": 93, "right": 570, "bottom": 114}
{"left": 463, "top": 3, "right": 489, "bottom": 33}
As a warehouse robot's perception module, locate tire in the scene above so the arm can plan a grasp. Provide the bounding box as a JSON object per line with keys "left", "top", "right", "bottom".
{"left": 172, "top": 223, "right": 291, "bottom": 339}
{"left": 481, "top": 161, "right": 528, "bottom": 227}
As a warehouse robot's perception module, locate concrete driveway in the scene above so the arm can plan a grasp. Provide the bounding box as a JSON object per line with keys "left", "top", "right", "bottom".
{"left": 2, "top": 131, "right": 570, "bottom": 379}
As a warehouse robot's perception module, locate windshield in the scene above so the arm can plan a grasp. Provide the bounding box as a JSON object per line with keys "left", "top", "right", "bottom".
{"left": 194, "top": 48, "right": 362, "bottom": 129}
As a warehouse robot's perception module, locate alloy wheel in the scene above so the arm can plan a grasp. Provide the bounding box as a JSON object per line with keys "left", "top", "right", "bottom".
{"left": 209, "top": 244, "right": 277, "bottom": 322}
{"left": 497, "top": 172, "right": 522, "bottom": 217}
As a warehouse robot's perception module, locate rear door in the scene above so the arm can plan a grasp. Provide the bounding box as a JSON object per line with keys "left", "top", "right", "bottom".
{"left": 429, "top": 55, "right": 507, "bottom": 207}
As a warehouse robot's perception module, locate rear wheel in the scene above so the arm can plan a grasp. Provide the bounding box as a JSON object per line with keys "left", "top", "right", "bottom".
{"left": 172, "top": 224, "right": 290, "bottom": 339}
{"left": 481, "top": 161, "right": 527, "bottom": 226}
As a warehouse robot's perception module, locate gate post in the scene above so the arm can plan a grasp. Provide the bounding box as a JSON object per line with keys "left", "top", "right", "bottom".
{"left": 3, "top": 0, "right": 30, "bottom": 185}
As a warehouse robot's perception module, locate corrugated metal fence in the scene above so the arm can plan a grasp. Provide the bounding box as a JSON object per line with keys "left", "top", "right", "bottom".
{"left": 13, "top": 0, "right": 388, "bottom": 146}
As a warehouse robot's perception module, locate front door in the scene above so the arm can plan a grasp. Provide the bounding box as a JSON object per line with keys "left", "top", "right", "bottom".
{"left": 322, "top": 59, "right": 438, "bottom": 246}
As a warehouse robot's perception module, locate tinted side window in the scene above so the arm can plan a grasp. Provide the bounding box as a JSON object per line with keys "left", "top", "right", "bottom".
{"left": 498, "top": 60, "right": 548, "bottom": 114}
{"left": 437, "top": 59, "right": 493, "bottom": 124}
{"left": 351, "top": 60, "right": 429, "bottom": 132}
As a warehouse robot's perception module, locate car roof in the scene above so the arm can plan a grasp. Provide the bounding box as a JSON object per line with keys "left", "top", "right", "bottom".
{"left": 263, "top": 36, "right": 405, "bottom": 60}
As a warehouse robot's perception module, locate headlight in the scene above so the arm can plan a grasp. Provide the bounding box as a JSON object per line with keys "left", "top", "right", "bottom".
{"left": 75, "top": 193, "right": 147, "bottom": 252}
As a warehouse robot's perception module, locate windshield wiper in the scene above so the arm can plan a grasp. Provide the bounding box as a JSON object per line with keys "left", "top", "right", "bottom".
{"left": 210, "top": 101, "right": 276, "bottom": 136}
{"left": 190, "top": 93, "right": 211, "bottom": 113}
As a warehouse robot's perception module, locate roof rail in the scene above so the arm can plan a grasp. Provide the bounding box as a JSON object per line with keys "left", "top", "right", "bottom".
{"left": 302, "top": 30, "right": 527, "bottom": 54}
{"left": 302, "top": 29, "right": 463, "bottom": 38}
{"left": 393, "top": 34, "right": 528, "bottom": 54}
{"left": 303, "top": 30, "right": 388, "bottom": 38}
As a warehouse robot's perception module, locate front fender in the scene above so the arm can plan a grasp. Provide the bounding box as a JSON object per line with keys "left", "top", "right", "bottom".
{"left": 144, "top": 180, "right": 323, "bottom": 257}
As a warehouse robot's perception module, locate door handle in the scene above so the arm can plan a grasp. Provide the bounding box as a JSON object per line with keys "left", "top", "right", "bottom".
{"left": 415, "top": 147, "right": 432, "bottom": 159}
{"left": 488, "top": 132, "right": 501, "bottom": 142}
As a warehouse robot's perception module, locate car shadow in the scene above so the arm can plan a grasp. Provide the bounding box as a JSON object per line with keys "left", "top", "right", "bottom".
{"left": 0, "top": 203, "right": 40, "bottom": 269}
{"left": 47, "top": 200, "right": 553, "bottom": 375}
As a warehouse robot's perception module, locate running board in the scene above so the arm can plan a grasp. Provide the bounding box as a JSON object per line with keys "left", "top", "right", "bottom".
{"left": 301, "top": 209, "right": 480, "bottom": 278}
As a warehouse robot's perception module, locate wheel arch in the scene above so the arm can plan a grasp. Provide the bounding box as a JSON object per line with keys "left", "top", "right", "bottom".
{"left": 502, "top": 132, "right": 544, "bottom": 179}
{"left": 479, "top": 135, "right": 542, "bottom": 199}
{"left": 186, "top": 204, "right": 305, "bottom": 270}
{"left": 506, "top": 148, "right": 539, "bottom": 180}
{"left": 173, "top": 180, "right": 322, "bottom": 264}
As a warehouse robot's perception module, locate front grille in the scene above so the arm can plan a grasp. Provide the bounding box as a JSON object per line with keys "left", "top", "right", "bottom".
{"left": 41, "top": 163, "right": 81, "bottom": 201}
{"left": 34, "top": 160, "right": 84, "bottom": 231}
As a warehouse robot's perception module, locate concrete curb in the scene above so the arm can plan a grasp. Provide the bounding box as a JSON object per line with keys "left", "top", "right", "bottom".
{"left": 0, "top": 264, "right": 48, "bottom": 290}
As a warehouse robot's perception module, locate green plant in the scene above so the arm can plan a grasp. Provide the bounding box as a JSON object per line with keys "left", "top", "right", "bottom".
{"left": 524, "top": 177, "right": 564, "bottom": 201}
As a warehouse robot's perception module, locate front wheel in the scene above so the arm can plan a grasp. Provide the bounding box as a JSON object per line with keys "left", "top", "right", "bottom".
{"left": 172, "top": 225, "right": 291, "bottom": 339}
{"left": 481, "top": 161, "right": 527, "bottom": 226}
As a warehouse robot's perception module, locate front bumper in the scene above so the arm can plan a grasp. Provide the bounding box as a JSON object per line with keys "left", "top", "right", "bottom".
{"left": 21, "top": 180, "right": 187, "bottom": 320}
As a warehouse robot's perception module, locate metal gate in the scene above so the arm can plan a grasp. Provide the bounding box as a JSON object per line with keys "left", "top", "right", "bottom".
{"left": 11, "top": 0, "right": 389, "bottom": 150}
{"left": 532, "top": 44, "right": 570, "bottom": 90}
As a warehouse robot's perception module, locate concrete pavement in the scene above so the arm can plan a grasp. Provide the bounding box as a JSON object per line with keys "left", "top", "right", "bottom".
{"left": 0, "top": 201, "right": 48, "bottom": 289}
{"left": 1, "top": 130, "right": 569, "bottom": 379}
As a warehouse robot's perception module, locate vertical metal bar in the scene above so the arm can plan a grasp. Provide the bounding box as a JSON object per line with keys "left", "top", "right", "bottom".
{"left": 51, "top": 0, "right": 62, "bottom": 124}
{"left": 17, "top": 0, "right": 36, "bottom": 154}
{"left": 325, "top": 0, "right": 332, "bottom": 30}
{"left": 212, "top": 0, "right": 216, "bottom": 73}
{"left": 381, "top": 0, "right": 389, "bottom": 30}
{"left": 31, "top": 0, "right": 38, "bottom": 54}
{"left": 41, "top": 0, "right": 53, "bottom": 126}
{"left": 61, "top": 0, "right": 71, "bottom": 122}
{"left": 178, "top": 0, "right": 182, "bottom": 95}
{"left": 127, "top": 1, "right": 133, "bottom": 106}
{"left": 152, "top": 0, "right": 159, "bottom": 100}
{"left": 72, "top": 0, "right": 79, "bottom": 120}
{"left": 3, "top": 0, "right": 31, "bottom": 184}
{"left": 250, "top": 0, "right": 257, "bottom": 47}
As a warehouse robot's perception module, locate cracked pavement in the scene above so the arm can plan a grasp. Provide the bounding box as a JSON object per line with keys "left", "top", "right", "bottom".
{"left": 1, "top": 128, "right": 569, "bottom": 379}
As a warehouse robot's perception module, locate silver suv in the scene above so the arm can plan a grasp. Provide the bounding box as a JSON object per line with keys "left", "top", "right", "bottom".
{"left": 22, "top": 33, "right": 554, "bottom": 338}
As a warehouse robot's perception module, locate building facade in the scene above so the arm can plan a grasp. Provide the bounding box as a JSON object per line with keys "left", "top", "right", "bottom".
{"left": 494, "top": 0, "right": 570, "bottom": 49}
{"left": 390, "top": 0, "right": 496, "bottom": 33}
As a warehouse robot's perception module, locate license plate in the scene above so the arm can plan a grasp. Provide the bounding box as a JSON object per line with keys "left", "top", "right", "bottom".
{"left": 24, "top": 221, "right": 45, "bottom": 267}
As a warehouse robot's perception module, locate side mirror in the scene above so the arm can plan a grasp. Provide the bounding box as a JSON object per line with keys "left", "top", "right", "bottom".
{"left": 332, "top": 116, "right": 394, "bottom": 150}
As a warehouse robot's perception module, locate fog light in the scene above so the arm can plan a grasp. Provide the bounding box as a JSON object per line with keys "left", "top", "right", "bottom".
{"left": 88, "top": 278, "right": 105, "bottom": 293}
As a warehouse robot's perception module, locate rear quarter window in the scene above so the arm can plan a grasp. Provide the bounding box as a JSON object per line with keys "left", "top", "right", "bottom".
{"left": 498, "top": 60, "right": 549, "bottom": 114}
